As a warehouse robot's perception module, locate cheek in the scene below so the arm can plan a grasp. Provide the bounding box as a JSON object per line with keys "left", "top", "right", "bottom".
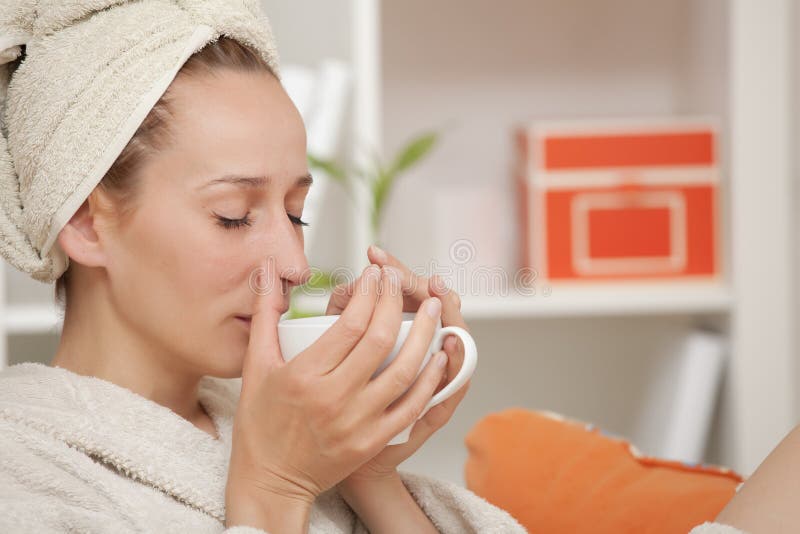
{"left": 104, "top": 194, "right": 263, "bottom": 375}
{"left": 163, "top": 220, "right": 257, "bottom": 296}
{"left": 113, "top": 202, "right": 245, "bottom": 299}
{"left": 195, "top": 237, "right": 255, "bottom": 291}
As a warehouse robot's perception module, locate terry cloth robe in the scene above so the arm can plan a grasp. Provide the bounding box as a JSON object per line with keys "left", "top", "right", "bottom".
{"left": 0, "top": 362, "right": 527, "bottom": 533}
{"left": 690, "top": 524, "right": 747, "bottom": 534}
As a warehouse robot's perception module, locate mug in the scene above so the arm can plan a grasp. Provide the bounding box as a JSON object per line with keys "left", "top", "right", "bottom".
{"left": 277, "top": 311, "right": 478, "bottom": 445}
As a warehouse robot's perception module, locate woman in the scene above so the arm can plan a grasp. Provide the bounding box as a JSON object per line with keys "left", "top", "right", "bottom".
{"left": 689, "top": 424, "right": 800, "bottom": 534}
{"left": 0, "top": 1, "right": 525, "bottom": 532}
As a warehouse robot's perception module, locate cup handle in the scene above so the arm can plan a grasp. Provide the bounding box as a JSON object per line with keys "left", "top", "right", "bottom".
{"left": 416, "top": 326, "right": 478, "bottom": 420}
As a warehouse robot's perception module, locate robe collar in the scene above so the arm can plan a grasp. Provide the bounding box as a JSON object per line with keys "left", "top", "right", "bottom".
{"left": 0, "top": 362, "right": 238, "bottom": 522}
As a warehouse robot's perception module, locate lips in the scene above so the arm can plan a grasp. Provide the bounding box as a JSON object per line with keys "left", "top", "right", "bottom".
{"left": 235, "top": 303, "right": 290, "bottom": 325}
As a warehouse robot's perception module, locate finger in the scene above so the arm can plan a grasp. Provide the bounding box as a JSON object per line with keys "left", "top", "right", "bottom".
{"left": 428, "top": 275, "right": 467, "bottom": 329}
{"left": 414, "top": 377, "right": 470, "bottom": 439}
{"left": 431, "top": 335, "right": 467, "bottom": 399}
{"left": 368, "top": 245, "right": 430, "bottom": 309}
{"left": 443, "top": 330, "right": 464, "bottom": 389}
{"left": 379, "top": 349, "right": 448, "bottom": 442}
{"left": 437, "top": 377, "right": 471, "bottom": 414}
{"left": 408, "top": 397, "right": 456, "bottom": 443}
{"left": 297, "top": 264, "right": 381, "bottom": 373}
{"left": 331, "top": 265, "right": 405, "bottom": 389}
{"left": 420, "top": 341, "right": 472, "bottom": 437}
{"left": 242, "top": 258, "right": 289, "bottom": 386}
{"left": 444, "top": 333, "right": 459, "bottom": 354}
{"left": 367, "top": 297, "right": 442, "bottom": 409}
{"left": 326, "top": 278, "right": 356, "bottom": 315}
{"left": 387, "top": 403, "right": 447, "bottom": 452}
{"left": 435, "top": 323, "right": 471, "bottom": 412}
{"left": 430, "top": 277, "right": 468, "bottom": 395}
{"left": 401, "top": 350, "right": 464, "bottom": 447}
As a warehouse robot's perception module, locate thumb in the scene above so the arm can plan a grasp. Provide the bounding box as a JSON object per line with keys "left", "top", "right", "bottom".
{"left": 241, "top": 258, "right": 286, "bottom": 387}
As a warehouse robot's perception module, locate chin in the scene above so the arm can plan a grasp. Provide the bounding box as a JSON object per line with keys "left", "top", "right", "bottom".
{"left": 203, "top": 360, "right": 245, "bottom": 379}
{"left": 197, "top": 321, "right": 252, "bottom": 378}
{"left": 197, "top": 345, "right": 247, "bottom": 379}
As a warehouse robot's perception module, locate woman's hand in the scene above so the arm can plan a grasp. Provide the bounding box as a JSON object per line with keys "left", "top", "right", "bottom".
{"left": 332, "top": 246, "right": 472, "bottom": 487}
{"left": 225, "top": 261, "right": 449, "bottom": 531}
{"left": 326, "top": 246, "right": 432, "bottom": 315}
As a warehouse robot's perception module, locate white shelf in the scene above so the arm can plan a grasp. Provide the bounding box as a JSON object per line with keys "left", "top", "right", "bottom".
{"left": 3, "top": 286, "right": 733, "bottom": 333}
{"left": 291, "top": 283, "right": 733, "bottom": 320}
{"left": 462, "top": 283, "right": 733, "bottom": 319}
{"left": 4, "top": 304, "right": 62, "bottom": 335}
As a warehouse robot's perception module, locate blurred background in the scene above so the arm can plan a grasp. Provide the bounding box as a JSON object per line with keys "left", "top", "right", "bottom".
{"left": 2, "top": 0, "right": 798, "bottom": 487}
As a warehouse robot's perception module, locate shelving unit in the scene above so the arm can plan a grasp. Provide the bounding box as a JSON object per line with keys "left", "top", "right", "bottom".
{"left": 4, "top": 304, "right": 61, "bottom": 335}
{"left": 461, "top": 284, "right": 734, "bottom": 319}
{"left": 343, "top": 0, "right": 796, "bottom": 481}
{"left": 2, "top": 0, "right": 796, "bottom": 485}
{"left": 293, "top": 283, "right": 733, "bottom": 320}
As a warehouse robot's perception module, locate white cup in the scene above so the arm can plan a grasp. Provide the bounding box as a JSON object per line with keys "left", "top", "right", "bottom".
{"left": 278, "top": 311, "right": 478, "bottom": 445}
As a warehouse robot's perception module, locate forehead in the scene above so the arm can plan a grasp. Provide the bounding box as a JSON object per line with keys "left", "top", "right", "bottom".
{"left": 160, "top": 70, "right": 307, "bottom": 181}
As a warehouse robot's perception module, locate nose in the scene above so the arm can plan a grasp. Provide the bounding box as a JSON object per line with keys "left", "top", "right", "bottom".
{"left": 269, "top": 215, "right": 311, "bottom": 290}
{"left": 248, "top": 210, "right": 313, "bottom": 314}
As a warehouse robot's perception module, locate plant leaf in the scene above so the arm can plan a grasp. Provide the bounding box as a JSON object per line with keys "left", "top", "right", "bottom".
{"left": 307, "top": 154, "right": 348, "bottom": 185}
{"left": 390, "top": 131, "right": 438, "bottom": 175}
{"left": 372, "top": 168, "right": 393, "bottom": 220}
{"left": 285, "top": 305, "right": 323, "bottom": 320}
{"left": 301, "top": 271, "right": 337, "bottom": 290}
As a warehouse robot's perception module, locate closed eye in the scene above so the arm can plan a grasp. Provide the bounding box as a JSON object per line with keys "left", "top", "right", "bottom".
{"left": 289, "top": 214, "right": 310, "bottom": 227}
{"left": 214, "top": 212, "right": 309, "bottom": 229}
{"left": 214, "top": 213, "right": 252, "bottom": 230}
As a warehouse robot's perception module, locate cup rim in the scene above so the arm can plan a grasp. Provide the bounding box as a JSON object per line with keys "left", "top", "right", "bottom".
{"left": 278, "top": 311, "right": 418, "bottom": 327}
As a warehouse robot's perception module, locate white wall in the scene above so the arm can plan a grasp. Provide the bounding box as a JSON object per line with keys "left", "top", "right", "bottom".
{"left": 380, "top": 0, "right": 701, "bottom": 271}
{"left": 260, "top": 1, "right": 351, "bottom": 65}
{"left": 724, "top": 0, "right": 796, "bottom": 474}
{"left": 261, "top": 0, "right": 800, "bottom": 479}
{"left": 261, "top": 0, "right": 356, "bottom": 272}
{"left": 378, "top": 0, "right": 742, "bottom": 479}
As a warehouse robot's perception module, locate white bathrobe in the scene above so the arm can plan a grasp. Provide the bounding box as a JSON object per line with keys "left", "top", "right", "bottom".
{"left": 0, "top": 362, "right": 527, "bottom": 533}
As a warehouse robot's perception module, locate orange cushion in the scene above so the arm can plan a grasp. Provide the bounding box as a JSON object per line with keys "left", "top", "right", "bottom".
{"left": 465, "top": 408, "right": 743, "bottom": 534}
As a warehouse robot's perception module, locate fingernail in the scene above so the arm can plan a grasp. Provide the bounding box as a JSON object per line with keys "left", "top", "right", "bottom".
{"left": 370, "top": 244, "right": 388, "bottom": 262}
{"left": 426, "top": 297, "right": 441, "bottom": 318}
{"left": 436, "top": 351, "right": 448, "bottom": 368}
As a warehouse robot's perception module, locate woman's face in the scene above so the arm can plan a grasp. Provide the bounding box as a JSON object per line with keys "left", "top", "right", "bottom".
{"left": 102, "top": 69, "right": 311, "bottom": 378}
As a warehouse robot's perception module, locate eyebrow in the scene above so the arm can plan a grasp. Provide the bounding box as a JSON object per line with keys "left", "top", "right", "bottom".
{"left": 197, "top": 173, "right": 313, "bottom": 190}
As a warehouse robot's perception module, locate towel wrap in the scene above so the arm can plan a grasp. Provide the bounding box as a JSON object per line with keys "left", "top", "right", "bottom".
{"left": 0, "top": 0, "right": 280, "bottom": 282}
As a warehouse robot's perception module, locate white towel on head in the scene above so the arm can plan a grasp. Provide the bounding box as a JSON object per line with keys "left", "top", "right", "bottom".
{"left": 0, "top": 0, "right": 280, "bottom": 283}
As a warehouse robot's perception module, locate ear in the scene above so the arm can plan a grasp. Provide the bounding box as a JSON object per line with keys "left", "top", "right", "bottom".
{"left": 56, "top": 193, "right": 111, "bottom": 269}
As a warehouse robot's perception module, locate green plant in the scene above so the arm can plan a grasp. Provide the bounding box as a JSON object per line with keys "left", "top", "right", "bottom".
{"left": 307, "top": 130, "right": 439, "bottom": 243}
{"left": 283, "top": 270, "right": 339, "bottom": 319}
{"left": 284, "top": 304, "right": 324, "bottom": 320}
{"left": 292, "top": 131, "right": 438, "bottom": 319}
{"left": 300, "top": 270, "right": 338, "bottom": 291}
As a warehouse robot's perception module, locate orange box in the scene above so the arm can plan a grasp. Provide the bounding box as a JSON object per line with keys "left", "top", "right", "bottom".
{"left": 515, "top": 119, "right": 721, "bottom": 282}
